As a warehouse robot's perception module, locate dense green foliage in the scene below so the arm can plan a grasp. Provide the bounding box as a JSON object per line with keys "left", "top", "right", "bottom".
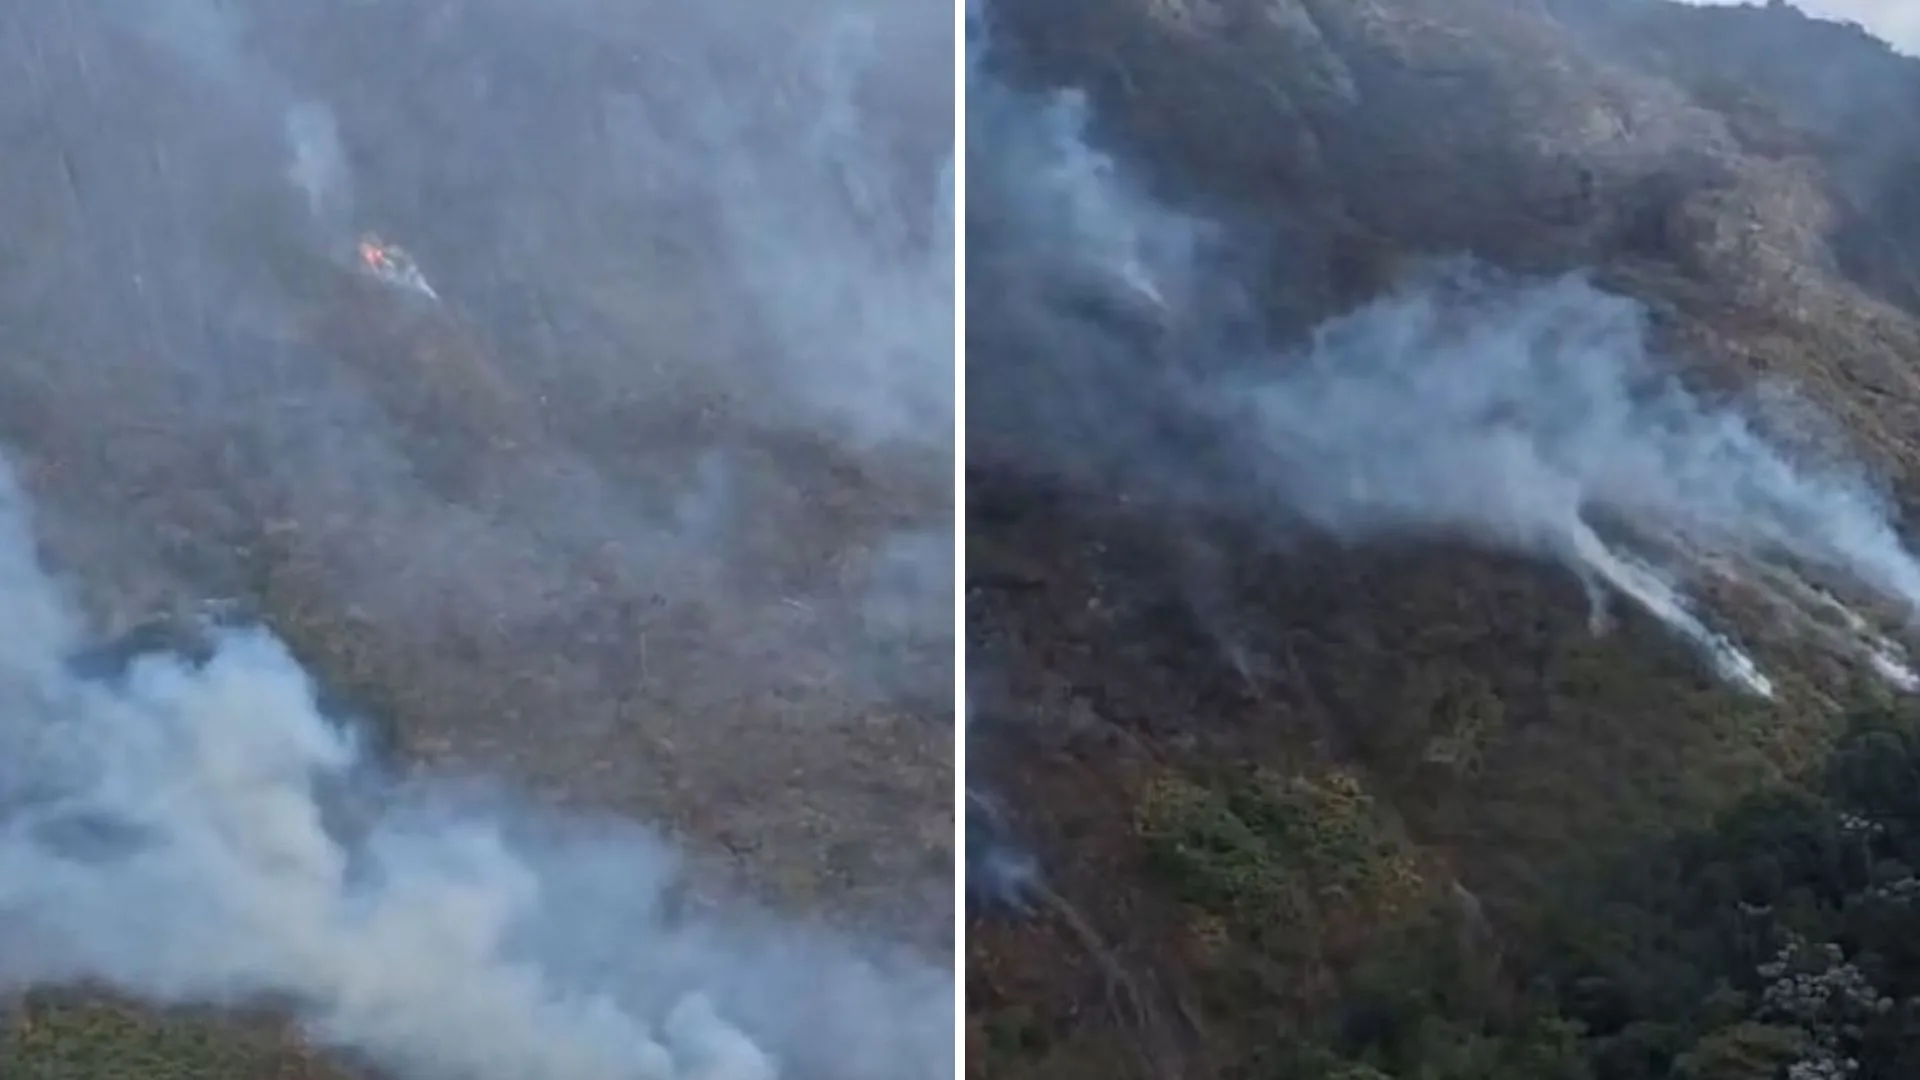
{"left": 1287, "top": 705, "right": 1920, "bottom": 1080}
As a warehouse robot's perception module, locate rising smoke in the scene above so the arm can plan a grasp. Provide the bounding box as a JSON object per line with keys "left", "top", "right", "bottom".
{"left": 8, "top": 0, "right": 953, "bottom": 694}
{"left": 283, "top": 101, "right": 352, "bottom": 237}
{"left": 1, "top": 0, "right": 953, "bottom": 1075}
{"left": 960, "top": 677, "right": 1037, "bottom": 912}
{"left": 968, "top": 0, "right": 1920, "bottom": 700}
{"left": 0, "top": 461, "right": 951, "bottom": 1079}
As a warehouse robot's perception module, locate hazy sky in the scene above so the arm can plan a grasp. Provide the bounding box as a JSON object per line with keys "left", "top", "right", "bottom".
{"left": 1680, "top": 0, "right": 1920, "bottom": 54}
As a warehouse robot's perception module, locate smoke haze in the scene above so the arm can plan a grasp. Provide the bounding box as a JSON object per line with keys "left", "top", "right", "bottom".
{"left": 0, "top": 458, "right": 948, "bottom": 1080}
{"left": 0, "top": 0, "right": 952, "bottom": 688}
{"left": 0, "top": 0, "right": 952, "bottom": 1074}
{"left": 968, "top": 0, "right": 1920, "bottom": 700}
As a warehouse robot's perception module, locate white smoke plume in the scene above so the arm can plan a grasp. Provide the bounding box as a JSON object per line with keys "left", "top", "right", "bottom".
{"left": 0, "top": 7, "right": 954, "bottom": 1068}
{"left": 0, "top": 461, "right": 951, "bottom": 1080}
{"left": 284, "top": 101, "right": 352, "bottom": 240}
{"left": 961, "top": 688, "right": 1038, "bottom": 912}
{"left": 967, "top": 0, "right": 1920, "bottom": 695}
{"left": 11, "top": 0, "right": 956, "bottom": 703}
{"left": 681, "top": 9, "right": 955, "bottom": 454}
{"left": 1203, "top": 269, "right": 1920, "bottom": 692}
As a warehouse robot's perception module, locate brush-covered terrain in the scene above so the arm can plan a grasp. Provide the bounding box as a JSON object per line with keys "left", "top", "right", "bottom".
{"left": 967, "top": 2, "right": 1920, "bottom": 1078}
{"left": 0, "top": 1, "right": 951, "bottom": 1078}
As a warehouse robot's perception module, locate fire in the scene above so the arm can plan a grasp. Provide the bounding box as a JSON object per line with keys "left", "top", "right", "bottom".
{"left": 351, "top": 232, "right": 439, "bottom": 301}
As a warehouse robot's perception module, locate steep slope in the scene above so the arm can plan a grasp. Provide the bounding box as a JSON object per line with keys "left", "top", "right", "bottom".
{"left": 967, "top": 1, "right": 1920, "bottom": 1077}
{"left": 0, "top": 1, "right": 952, "bottom": 1077}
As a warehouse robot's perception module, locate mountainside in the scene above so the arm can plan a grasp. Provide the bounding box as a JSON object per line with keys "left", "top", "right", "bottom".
{"left": 967, "top": 2, "right": 1920, "bottom": 1077}
{"left": 0, "top": 1, "right": 952, "bottom": 1078}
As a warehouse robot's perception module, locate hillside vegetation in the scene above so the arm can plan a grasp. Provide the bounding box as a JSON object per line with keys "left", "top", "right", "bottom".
{"left": 0, "top": 1, "right": 950, "bottom": 1076}
{"left": 967, "top": 2, "right": 1920, "bottom": 1078}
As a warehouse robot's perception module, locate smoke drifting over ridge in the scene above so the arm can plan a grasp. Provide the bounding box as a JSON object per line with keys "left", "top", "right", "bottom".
{"left": 968, "top": 0, "right": 1920, "bottom": 700}
{"left": 0, "top": 460, "right": 949, "bottom": 1080}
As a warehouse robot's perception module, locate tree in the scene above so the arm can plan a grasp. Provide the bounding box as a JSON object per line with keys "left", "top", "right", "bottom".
{"left": 1673, "top": 1022, "right": 1809, "bottom": 1080}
